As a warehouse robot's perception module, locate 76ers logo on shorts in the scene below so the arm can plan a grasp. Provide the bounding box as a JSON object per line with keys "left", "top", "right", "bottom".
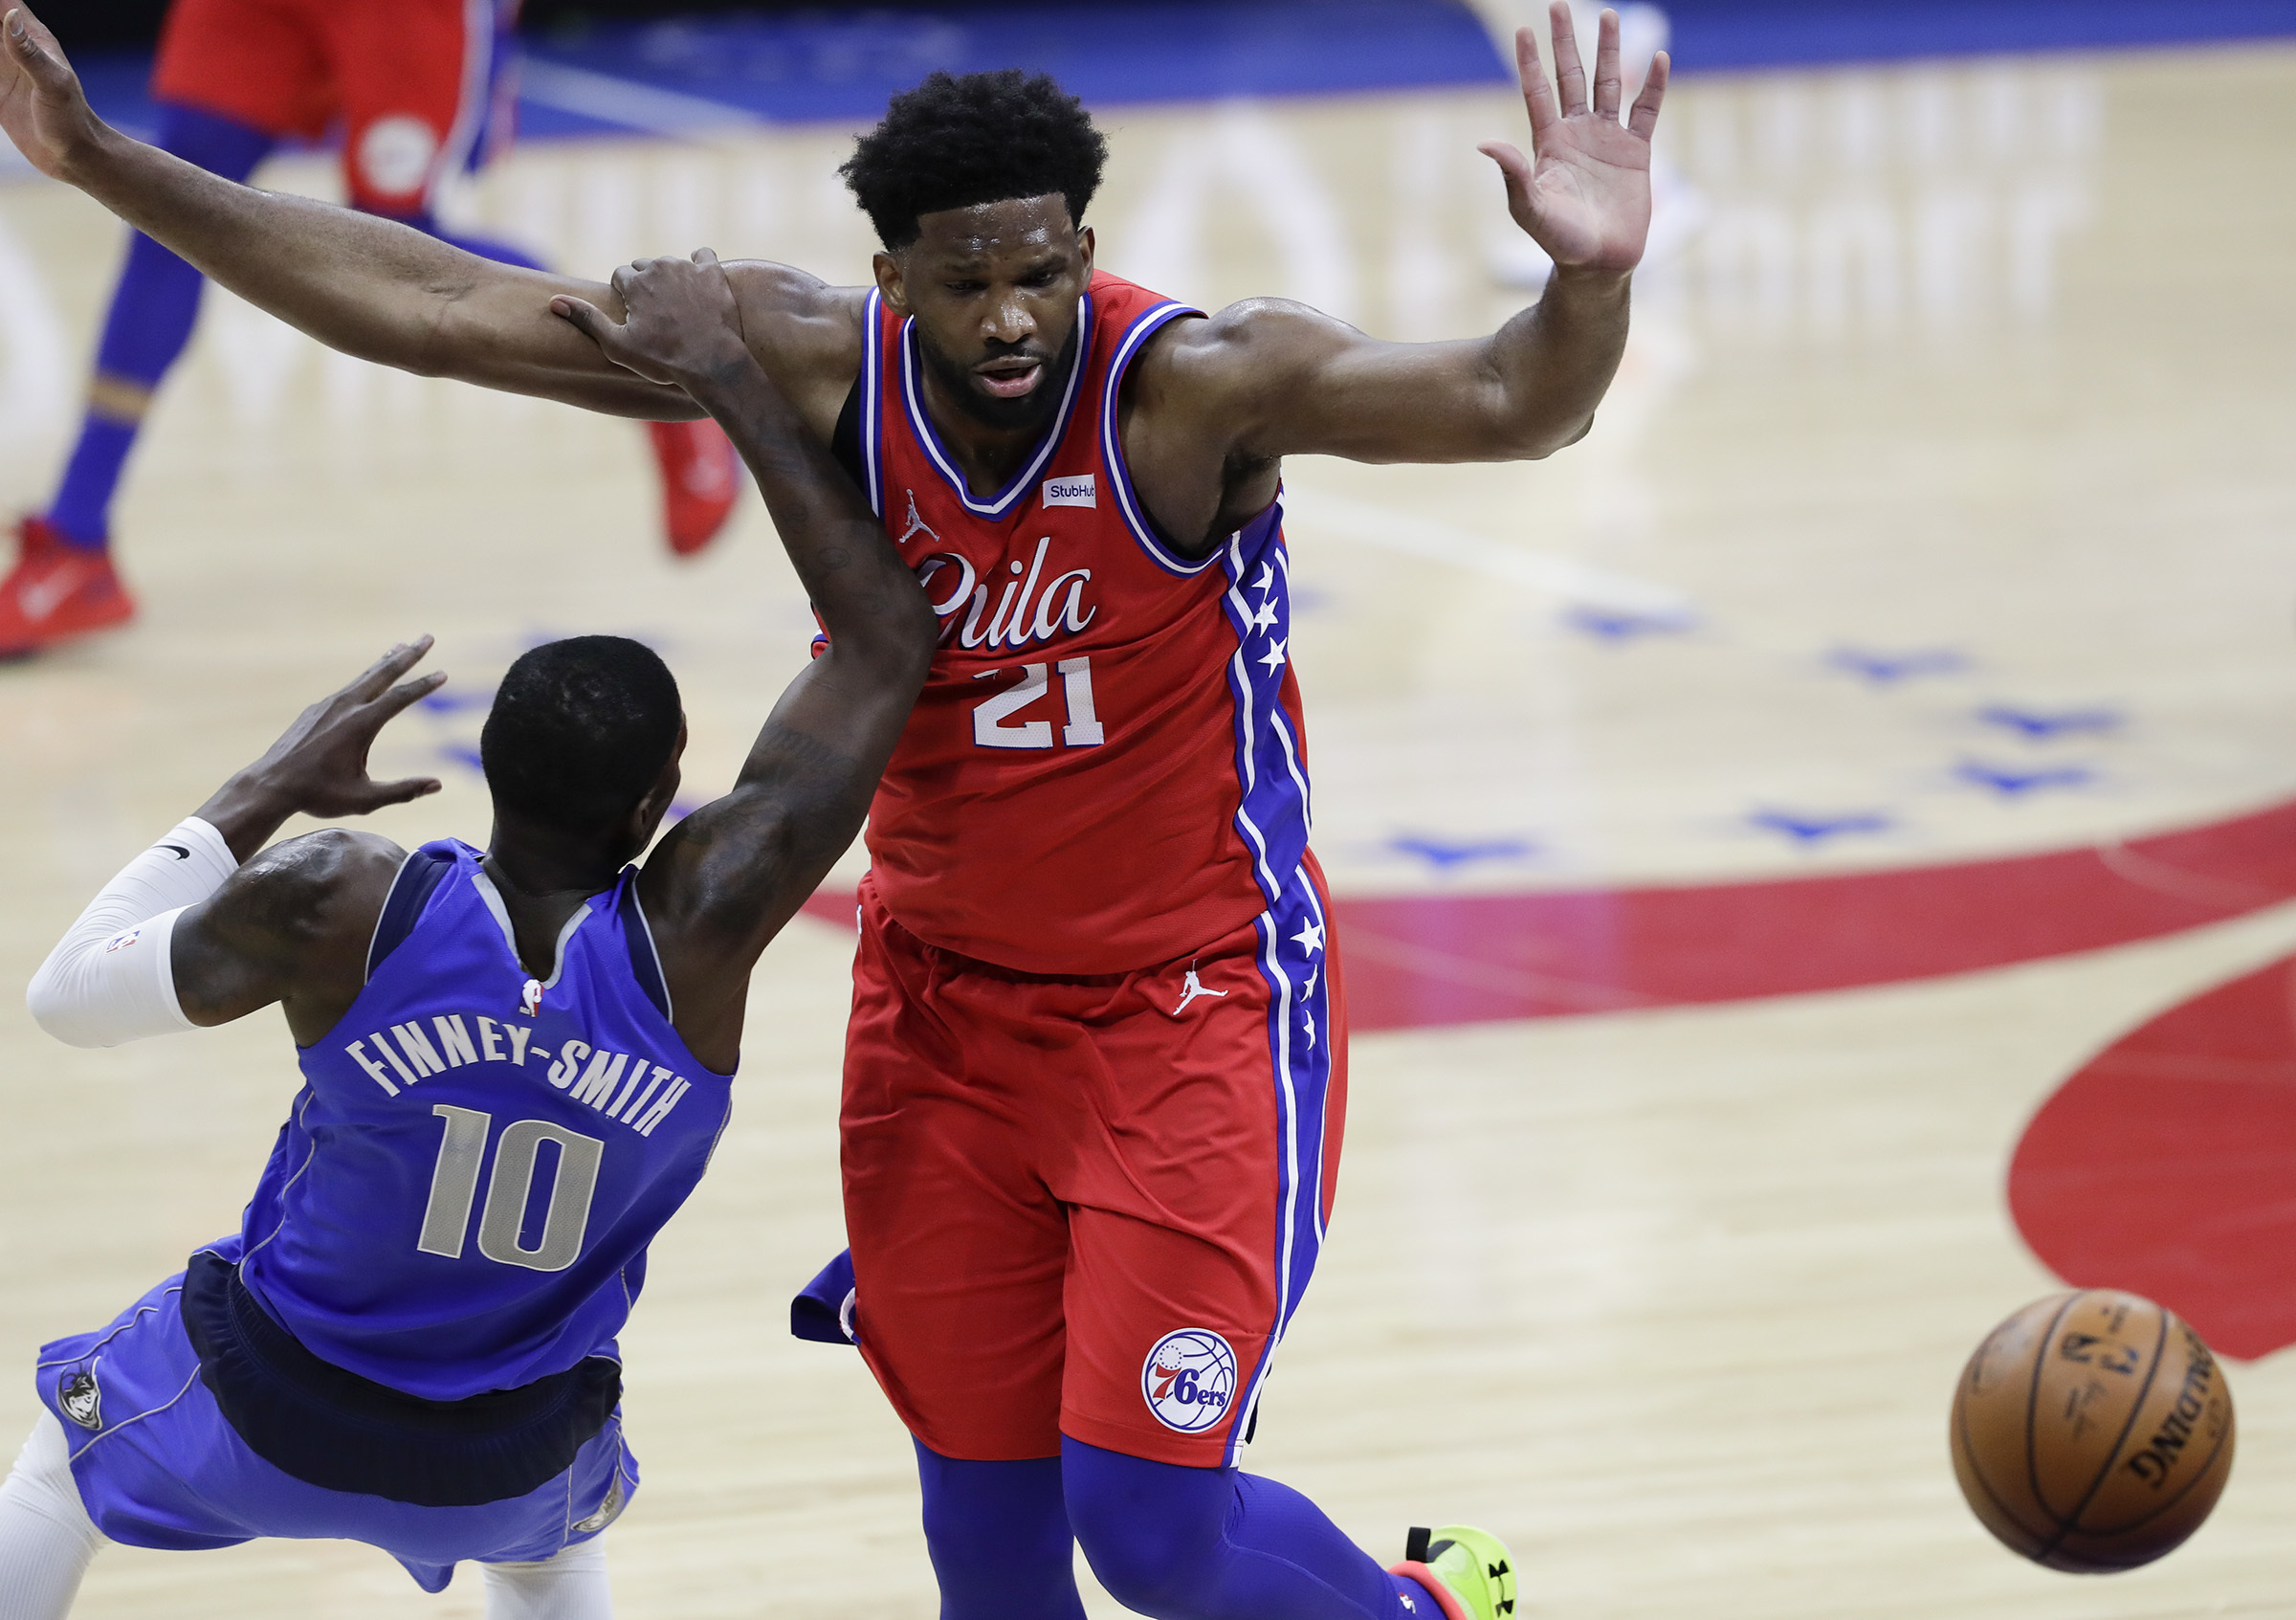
{"left": 1141, "top": 1329, "right": 1237, "bottom": 1433}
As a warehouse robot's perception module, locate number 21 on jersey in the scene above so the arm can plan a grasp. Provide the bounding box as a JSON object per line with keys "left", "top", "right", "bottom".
{"left": 972, "top": 655, "right": 1104, "bottom": 750}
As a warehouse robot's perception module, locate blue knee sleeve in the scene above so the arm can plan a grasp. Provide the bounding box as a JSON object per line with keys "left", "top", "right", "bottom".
{"left": 915, "top": 1441, "right": 1086, "bottom": 1620}
{"left": 1063, "top": 1439, "right": 1426, "bottom": 1620}
{"left": 50, "top": 103, "right": 273, "bottom": 546}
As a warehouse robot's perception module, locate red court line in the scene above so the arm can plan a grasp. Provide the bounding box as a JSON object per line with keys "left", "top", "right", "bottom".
{"left": 802, "top": 796, "right": 2296, "bottom": 1031}
{"left": 2010, "top": 953, "right": 2296, "bottom": 1361}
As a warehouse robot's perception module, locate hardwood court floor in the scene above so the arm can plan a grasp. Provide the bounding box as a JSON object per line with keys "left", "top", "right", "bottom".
{"left": 2, "top": 39, "right": 2294, "bottom": 1620}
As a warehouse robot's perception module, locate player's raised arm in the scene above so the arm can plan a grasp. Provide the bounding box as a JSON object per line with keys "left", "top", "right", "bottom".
{"left": 0, "top": 5, "right": 827, "bottom": 420}
{"left": 25, "top": 641, "right": 446, "bottom": 1050}
{"left": 559, "top": 252, "right": 936, "bottom": 1051}
{"left": 1154, "top": 2, "right": 1667, "bottom": 469}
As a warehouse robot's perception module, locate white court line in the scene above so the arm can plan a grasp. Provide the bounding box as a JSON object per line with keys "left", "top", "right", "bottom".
{"left": 1278, "top": 490, "right": 1691, "bottom": 617}
{"left": 516, "top": 61, "right": 767, "bottom": 139}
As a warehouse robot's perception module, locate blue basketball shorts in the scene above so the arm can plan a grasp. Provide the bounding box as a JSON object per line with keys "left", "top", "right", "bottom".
{"left": 33, "top": 1266, "right": 637, "bottom": 1592}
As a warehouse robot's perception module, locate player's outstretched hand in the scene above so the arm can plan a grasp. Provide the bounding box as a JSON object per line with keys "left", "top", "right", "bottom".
{"left": 200, "top": 639, "right": 448, "bottom": 839}
{"left": 1479, "top": 2, "right": 1667, "bottom": 276}
{"left": 0, "top": 5, "right": 103, "bottom": 182}
{"left": 551, "top": 249, "right": 753, "bottom": 402}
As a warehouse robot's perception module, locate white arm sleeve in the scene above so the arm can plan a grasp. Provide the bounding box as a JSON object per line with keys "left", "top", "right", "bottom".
{"left": 25, "top": 816, "right": 240, "bottom": 1049}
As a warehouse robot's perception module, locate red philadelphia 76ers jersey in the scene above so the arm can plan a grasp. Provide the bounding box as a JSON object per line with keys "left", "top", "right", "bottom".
{"left": 853, "top": 271, "right": 1311, "bottom": 975}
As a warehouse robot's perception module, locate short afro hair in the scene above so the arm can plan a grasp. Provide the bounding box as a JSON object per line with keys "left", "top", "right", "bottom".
{"left": 480, "top": 636, "right": 682, "bottom": 836}
{"left": 841, "top": 69, "right": 1107, "bottom": 251}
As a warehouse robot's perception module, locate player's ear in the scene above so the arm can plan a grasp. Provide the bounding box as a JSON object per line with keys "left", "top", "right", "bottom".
{"left": 1075, "top": 225, "right": 1094, "bottom": 277}
{"left": 873, "top": 251, "right": 908, "bottom": 315}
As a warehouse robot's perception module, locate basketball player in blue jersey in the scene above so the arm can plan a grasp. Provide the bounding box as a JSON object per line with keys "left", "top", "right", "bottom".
{"left": 0, "top": 255, "right": 933, "bottom": 1617}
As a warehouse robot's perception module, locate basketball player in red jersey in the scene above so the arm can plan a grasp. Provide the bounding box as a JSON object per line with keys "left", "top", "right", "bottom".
{"left": 2, "top": 7, "right": 1663, "bottom": 1614}
{"left": 0, "top": 0, "right": 738, "bottom": 659}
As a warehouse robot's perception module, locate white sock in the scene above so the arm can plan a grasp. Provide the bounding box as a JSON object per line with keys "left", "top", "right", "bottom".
{"left": 481, "top": 1537, "right": 613, "bottom": 1620}
{"left": 0, "top": 1415, "right": 108, "bottom": 1620}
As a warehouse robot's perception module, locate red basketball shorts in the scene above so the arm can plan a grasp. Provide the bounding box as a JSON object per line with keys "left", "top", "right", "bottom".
{"left": 841, "top": 861, "right": 1345, "bottom": 1467}
{"left": 152, "top": 0, "right": 497, "bottom": 212}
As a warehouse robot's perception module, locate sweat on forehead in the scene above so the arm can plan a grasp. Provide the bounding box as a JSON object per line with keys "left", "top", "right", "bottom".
{"left": 910, "top": 196, "right": 1075, "bottom": 256}
{"left": 840, "top": 68, "right": 1109, "bottom": 251}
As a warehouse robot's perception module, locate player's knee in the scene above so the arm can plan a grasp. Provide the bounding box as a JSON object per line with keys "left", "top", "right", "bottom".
{"left": 1062, "top": 1442, "right": 1229, "bottom": 1618}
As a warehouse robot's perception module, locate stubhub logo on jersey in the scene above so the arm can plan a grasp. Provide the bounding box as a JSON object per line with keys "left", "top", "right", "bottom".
{"left": 1042, "top": 473, "right": 1096, "bottom": 509}
{"left": 1142, "top": 1328, "right": 1238, "bottom": 1432}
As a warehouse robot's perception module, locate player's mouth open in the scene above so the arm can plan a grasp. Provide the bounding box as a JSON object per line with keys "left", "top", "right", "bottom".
{"left": 976, "top": 359, "right": 1044, "bottom": 398}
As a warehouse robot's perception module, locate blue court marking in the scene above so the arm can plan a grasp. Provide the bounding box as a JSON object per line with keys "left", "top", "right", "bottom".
{"left": 71, "top": 3, "right": 2296, "bottom": 144}
{"left": 1748, "top": 807, "right": 1895, "bottom": 844}
{"left": 1663, "top": 0, "right": 2296, "bottom": 72}
{"left": 1824, "top": 646, "right": 1970, "bottom": 685}
{"left": 1954, "top": 758, "right": 2094, "bottom": 796}
{"left": 418, "top": 688, "right": 495, "bottom": 714}
{"left": 1976, "top": 703, "right": 2124, "bottom": 742}
{"left": 435, "top": 743, "right": 484, "bottom": 774}
{"left": 1564, "top": 606, "right": 1697, "bottom": 642}
{"left": 1382, "top": 832, "right": 1538, "bottom": 870}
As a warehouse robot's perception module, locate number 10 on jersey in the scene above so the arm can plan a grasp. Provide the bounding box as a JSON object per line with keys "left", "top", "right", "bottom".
{"left": 972, "top": 655, "right": 1104, "bottom": 750}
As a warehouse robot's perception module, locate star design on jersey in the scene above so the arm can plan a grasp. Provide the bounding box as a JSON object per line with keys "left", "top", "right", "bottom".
{"left": 1251, "top": 562, "right": 1276, "bottom": 595}
{"left": 1292, "top": 920, "right": 1324, "bottom": 956}
{"left": 1258, "top": 637, "right": 1288, "bottom": 674}
{"left": 1248, "top": 598, "right": 1281, "bottom": 632}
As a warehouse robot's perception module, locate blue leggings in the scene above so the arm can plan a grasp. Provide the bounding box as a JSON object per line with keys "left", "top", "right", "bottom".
{"left": 49, "top": 103, "right": 542, "bottom": 548}
{"left": 918, "top": 1438, "right": 1432, "bottom": 1620}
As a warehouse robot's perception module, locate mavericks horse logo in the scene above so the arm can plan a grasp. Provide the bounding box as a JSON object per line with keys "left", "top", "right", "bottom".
{"left": 1141, "top": 1329, "right": 1236, "bottom": 1433}
{"left": 57, "top": 1365, "right": 100, "bottom": 1431}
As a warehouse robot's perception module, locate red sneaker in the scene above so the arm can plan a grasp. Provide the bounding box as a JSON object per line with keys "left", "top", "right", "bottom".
{"left": 648, "top": 418, "right": 740, "bottom": 557}
{"left": 0, "top": 516, "right": 135, "bottom": 657}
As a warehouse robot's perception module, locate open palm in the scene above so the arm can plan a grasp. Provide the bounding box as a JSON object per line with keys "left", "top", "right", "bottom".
{"left": 1479, "top": 3, "right": 1669, "bottom": 276}
{"left": 0, "top": 5, "right": 98, "bottom": 182}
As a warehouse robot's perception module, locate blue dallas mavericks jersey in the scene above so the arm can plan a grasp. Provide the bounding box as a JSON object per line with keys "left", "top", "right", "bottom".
{"left": 233, "top": 839, "right": 731, "bottom": 1402}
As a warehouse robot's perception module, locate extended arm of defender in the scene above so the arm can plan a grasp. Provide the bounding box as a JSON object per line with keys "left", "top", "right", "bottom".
{"left": 0, "top": 6, "right": 691, "bottom": 417}
{"left": 27, "top": 644, "right": 445, "bottom": 1047}
{"left": 564, "top": 254, "right": 934, "bottom": 1032}
{"left": 1189, "top": 4, "right": 1665, "bottom": 465}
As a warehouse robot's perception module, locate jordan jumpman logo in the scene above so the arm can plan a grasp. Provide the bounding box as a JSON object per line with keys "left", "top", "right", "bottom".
{"left": 896, "top": 489, "right": 938, "bottom": 545}
{"left": 1174, "top": 963, "right": 1228, "bottom": 1015}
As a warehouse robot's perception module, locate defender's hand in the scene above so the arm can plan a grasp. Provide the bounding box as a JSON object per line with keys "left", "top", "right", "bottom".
{"left": 0, "top": 6, "right": 104, "bottom": 183}
{"left": 551, "top": 248, "right": 754, "bottom": 399}
{"left": 196, "top": 639, "right": 447, "bottom": 856}
{"left": 1479, "top": 3, "right": 1668, "bottom": 277}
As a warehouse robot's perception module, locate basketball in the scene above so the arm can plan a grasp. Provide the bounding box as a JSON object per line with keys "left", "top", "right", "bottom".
{"left": 1950, "top": 1290, "right": 2235, "bottom": 1572}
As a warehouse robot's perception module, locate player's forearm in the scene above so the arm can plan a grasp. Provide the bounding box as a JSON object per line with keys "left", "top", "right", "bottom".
{"left": 61, "top": 124, "right": 469, "bottom": 370}
{"left": 1480, "top": 266, "right": 1632, "bottom": 457}
{"left": 58, "top": 124, "right": 682, "bottom": 412}
{"left": 690, "top": 364, "right": 936, "bottom": 665}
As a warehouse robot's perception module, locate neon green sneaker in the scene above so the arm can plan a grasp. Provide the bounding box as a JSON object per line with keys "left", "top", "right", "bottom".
{"left": 1391, "top": 1524, "right": 1517, "bottom": 1620}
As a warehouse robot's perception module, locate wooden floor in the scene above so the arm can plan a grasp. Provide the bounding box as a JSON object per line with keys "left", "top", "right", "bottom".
{"left": 4, "top": 39, "right": 2296, "bottom": 1619}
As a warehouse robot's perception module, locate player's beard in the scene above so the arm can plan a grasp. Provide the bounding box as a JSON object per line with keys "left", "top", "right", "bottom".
{"left": 917, "top": 319, "right": 1083, "bottom": 435}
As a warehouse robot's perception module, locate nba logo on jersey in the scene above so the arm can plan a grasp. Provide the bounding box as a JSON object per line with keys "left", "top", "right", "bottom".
{"left": 1041, "top": 474, "right": 1096, "bottom": 509}
{"left": 1141, "top": 1328, "right": 1237, "bottom": 1432}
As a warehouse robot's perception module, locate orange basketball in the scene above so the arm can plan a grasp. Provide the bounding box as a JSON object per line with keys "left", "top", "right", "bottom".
{"left": 1950, "top": 1290, "right": 2235, "bottom": 1572}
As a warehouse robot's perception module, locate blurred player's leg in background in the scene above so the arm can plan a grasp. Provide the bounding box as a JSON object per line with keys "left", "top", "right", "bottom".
{"left": 324, "top": 0, "right": 741, "bottom": 564}
{"left": 0, "top": 0, "right": 740, "bottom": 661}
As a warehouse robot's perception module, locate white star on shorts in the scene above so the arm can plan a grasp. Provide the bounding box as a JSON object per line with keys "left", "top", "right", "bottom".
{"left": 1291, "top": 921, "right": 1324, "bottom": 955}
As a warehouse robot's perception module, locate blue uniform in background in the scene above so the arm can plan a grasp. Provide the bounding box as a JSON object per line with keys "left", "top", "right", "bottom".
{"left": 33, "top": 840, "right": 732, "bottom": 1590}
